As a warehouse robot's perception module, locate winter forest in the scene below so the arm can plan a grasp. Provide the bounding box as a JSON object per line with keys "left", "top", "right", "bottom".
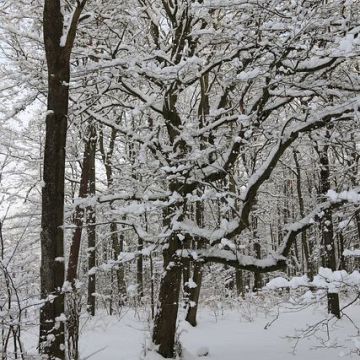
{"left": 0, "top": 0, "right": 360, "bottom": 359}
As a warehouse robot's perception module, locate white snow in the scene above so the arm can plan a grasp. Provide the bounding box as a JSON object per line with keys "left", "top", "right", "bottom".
{"left": 20, "top": 299, "right": 360, "bottom": 360}
{"left": 266, "top": 268, "right": 360, "bottom": 293}
{"left": 185, "top": 278, "right": 197, "bottom": 289}
{"left": 344, "top": 249, "right": 360, "bottom": 257}
{"left": 326, "top": 189, "right": 360, "bottom": 204}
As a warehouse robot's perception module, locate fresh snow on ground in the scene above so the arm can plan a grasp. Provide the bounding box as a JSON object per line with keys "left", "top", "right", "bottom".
{"left": 21, "top": 297, "right": 360, "bottom": 359}
{"left": 75, "top": 299, "right": 360, "bottom": 360}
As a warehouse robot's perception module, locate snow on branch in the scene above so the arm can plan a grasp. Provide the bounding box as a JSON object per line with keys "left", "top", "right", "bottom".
{"left": 186, "top": 97, "right": 359, "bottom": 200}
{"left": 343, "top": 249, "right": 360, "bottom": 257}
{"left": 180, "top": 187, "right": 360, "bottom": 272}
{"left": 225, "top": 98, "right": 359, "bottom": 239}
{"left": 266, "top": 267, "right": 360, "bottom": 293}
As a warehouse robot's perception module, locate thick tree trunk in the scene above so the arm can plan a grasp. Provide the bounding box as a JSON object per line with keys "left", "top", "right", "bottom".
{"left": 253, "top": 242, "right": 262, "bottom": 291}
{"left": 152, "top": 234, "right": 182, "bottom": 358}
{"left": 235, "top": 269, "right": 244, "bottom": 297}
{"left": 40, "top": 91, "right": 67, "bottom": 360}
{"left": 40, "top": 3, "right": 69, "bottom": 358}
{"left": 185, "top": 201, "right": 204, "bottom": 327}
{"left": 185, "top": 260, "right": 202, "bottom": 327}
{"left": 183, "top": 72, "right": 211, "bottom": 326}
{"left": 317, "top": 141, "right": 340, "bottom": 318}
{"left": 40, "top": 1, "right": 86, "bottom": 358}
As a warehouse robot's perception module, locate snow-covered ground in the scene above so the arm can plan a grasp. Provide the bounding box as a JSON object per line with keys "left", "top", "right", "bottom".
{"left": 21, "top": 296, "right": 360, "bottom": 359}
{"left": 76, "top": 298, "right": 360, "bottom": 360}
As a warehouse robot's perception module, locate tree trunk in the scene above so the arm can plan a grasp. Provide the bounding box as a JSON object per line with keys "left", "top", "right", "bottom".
{"left": 149, "top": 251, "right": 155, "bottom": 319}
{"left": 40, "top": 4, "right": 69, "bottom": 359}
{"left": 183, "top": 72, "right": 211, "bottom": 326}
{"left": 182, "top": 234, "right": 191, "bottom": 306}
{"left": 152, "top": 233, "right": 182, "bottom": 358}
{"left": 252, "top": 216, "right": 262, "bottom": 291}
{"left": 185, "top": 260, "right": 202, "bottom": 327}
{"left": 293, "top": 150, "right": 313, "bottom": 279}
{"left": 99, "top": 127, "right": 127, "bottom": 307}
{"left": 317, "top": 140, "right": 340, "bottom": 318}
{"left": 235, "top": 269, "right": 244, "bottom": 298}
{"left": 86, "top": 126, "right": 97, "bottom": 316}
{"left": 66, "top": 125, "right": 95, "bottom": 360}
{"left": 253, "top": 242, "right": 262, "bottom": 291}
{"left": 40, "top": 1, "right": 86, "bottom": 358}
{"left": 185, "top": 201, "right": 204, "bottom": 327}
{"left": 111, "top": 221, "right": 126, "bottom": 306}
{"left": 137, "top": 236, "right": 144, "bottom": 301}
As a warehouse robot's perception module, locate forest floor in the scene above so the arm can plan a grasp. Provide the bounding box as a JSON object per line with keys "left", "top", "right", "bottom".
{"left": 22, "top": 295, "right": 360, "bottom": 359}
{"left": 79, "top": 295, "right": 360, "bottom": 360}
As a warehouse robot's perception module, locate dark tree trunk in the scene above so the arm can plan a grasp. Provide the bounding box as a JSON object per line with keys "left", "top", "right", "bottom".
{"left": 235, "top": 269, "right": 244, "bottom": 297}
{"left": 252, "top": 216, "right": 262, "bottom": 291}
{"left": 184, "top": 72, "right": 211, "bottom": 326}
{"left": 253, "top": 242, "right": 262, "bottom": 291}
{"left": 293, "top": 150, "right": 313, "bottom": 279}
{"left": 66, "top": 126, "right": 95, "bottom": 360}
{"left": 137, "top": 237, "right": 144, "bottom": 301}
{"left": 182, "top": 234, "right": 191, "bottom": 305}
{"left": 185, "top": 201, "right": 204, "bottom": 327}
{"left": 86, "top": 126, "right": 97, "bottom": 316}
{"left": 317, "top": 140, "right": 340, "bottom": 318}
{"left": 149, "top": 251, "right": 155, "bottom": 319}
{"left": 338, "top": 232, "right": 346, "bottom": 271}
{"left": 152, "top": 233, "right": 182, "bottom": 358}
{"left": 185, "top": 260, "right": 202, "bottom": 327}
{"left": 40, "top": 3, "right": 68, "bottom": 359}
{"left": 40, "top": 1, "right": 86, "bottom": 358}
{"left": 67, "top": 126, "right": 96, "bottom": 284}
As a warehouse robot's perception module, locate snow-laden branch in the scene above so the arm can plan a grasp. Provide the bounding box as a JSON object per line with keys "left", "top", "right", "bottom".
{"left": 266, "top": 267, "right": 360, "bottom": 293}
{"left": 179, "top": 188, "right": 360, "bottom": 272}
{"left": 67, "top": 189, "right": 175, "bottom": 207}
{"left": 343, "top": 249, "right": 360, "bottom": 257}
{"left": 174, "top": 98, "right": 359, "bottom": 244}
{"left": 184, "top": 97, "right": 359, "bottom": 199}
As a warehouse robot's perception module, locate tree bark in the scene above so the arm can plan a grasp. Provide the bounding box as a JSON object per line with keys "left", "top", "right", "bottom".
{"left": 67, "top": 128, "right": 94, "bottom": 284}
{"left": 86, "top": 126, "right": 97, "bottom": 316}
{"left": 137, "top": 236, "right": 144, "bottom": 301}
{"left": 40, "top": 3, "right": 69, "bottom": 359}
{"left": 184, "top": 259, "right": 203, "bottom": 327}
{"left": 99, "top": 127, "right": 126, "bottom": 307}
{"left": 252, "top": 216, "right": 262, "bottom": 291}
{"left": 40, "top": 1, "right": 86, "bottom": 358}
{"left": 185, "top": 201, "right": 204, "bottom": 327}
{"left": 317, "top": 139, "right": 340, "bottom": 318}
{"left": 152, "top": 232, "right": 182, "bottom": 358}
{"left": 293, "top": 150, "right": 313, "bottom": 279}
{"left": 66, "top": 125, "right": 95, "bottom": 360}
